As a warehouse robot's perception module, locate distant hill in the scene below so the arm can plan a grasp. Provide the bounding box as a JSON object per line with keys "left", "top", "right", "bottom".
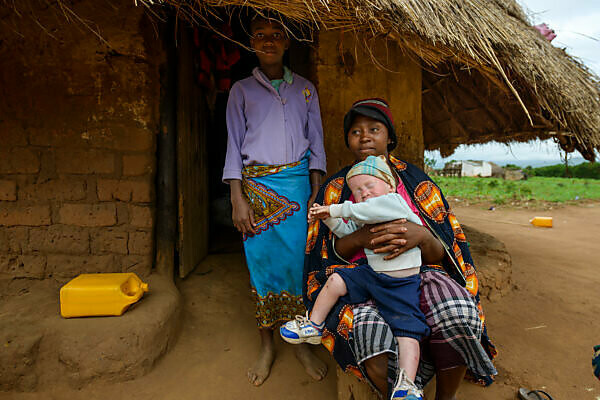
{"left": 525, "top": 162, "right": 600, "bottom": 180}
{"left": 430, "top": 157, "right": 588, "bottom": 169}
{"left": 499, "top": 157, "right": 587, "bottom": 169}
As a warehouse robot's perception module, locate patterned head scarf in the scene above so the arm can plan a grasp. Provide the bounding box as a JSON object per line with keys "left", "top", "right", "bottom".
{"left": 346, "top": 155, "right": 395, "bottom": 189}
{"left": 343, "top": 98, "right": 397, "bottom": 151}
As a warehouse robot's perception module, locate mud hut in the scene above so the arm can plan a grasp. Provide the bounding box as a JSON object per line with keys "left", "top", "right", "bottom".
{"left": 0, "top": 0, "right": 599, "bottom": 391}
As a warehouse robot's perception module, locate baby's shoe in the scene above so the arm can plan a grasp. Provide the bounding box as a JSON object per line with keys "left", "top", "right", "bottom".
{"left": 390, "top": 369, "right": 423, "bottom": 400}
{"left": 280, "top": 313, "right": 323, "bottom": 345}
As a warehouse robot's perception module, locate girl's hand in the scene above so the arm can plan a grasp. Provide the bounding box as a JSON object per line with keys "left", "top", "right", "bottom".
{"left": 308, "top": 203, "right": 330, "bottom": 222}
{"left": 231, "top": 194, "right": 256, "bottom": 234}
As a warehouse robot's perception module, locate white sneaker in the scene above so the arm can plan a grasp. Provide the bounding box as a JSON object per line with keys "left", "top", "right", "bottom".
{"left": 390, "top": 369, "right": 423, "bottom": 400}
{"left": 279, "top": 313, "right": 323, "bottom": 345}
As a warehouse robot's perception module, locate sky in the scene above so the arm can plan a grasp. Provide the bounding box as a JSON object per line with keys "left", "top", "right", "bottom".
{"left": 425, "top": 0, "right": 600, "bottom": 168}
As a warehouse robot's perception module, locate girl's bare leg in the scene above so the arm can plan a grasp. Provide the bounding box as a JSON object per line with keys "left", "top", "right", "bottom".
{"left": 396, "top": 337, "right": 420, "bottom": 381}
{"left": 248, "top": 327, "right": 275, "bottom": 386}
{"left": 294, "top": 343, "right": 328, "bottom": 380}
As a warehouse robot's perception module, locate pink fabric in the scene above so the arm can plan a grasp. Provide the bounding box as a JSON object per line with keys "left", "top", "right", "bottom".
{"left": 346, "top": 179, "right": 424, "bottom": 263}
{"left": 534, "top": 23, "right": 556, "bottom": 42}
{"left": 395, "top": 180, "right": 425, "bottom": 225}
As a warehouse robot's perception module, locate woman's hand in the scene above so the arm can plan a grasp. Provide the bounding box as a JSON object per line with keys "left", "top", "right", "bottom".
{"left": 335, "top": 218, "right": 445, "bottom": 264}
{"left": 369, "top": 219, "right": 445, "bottom": 263}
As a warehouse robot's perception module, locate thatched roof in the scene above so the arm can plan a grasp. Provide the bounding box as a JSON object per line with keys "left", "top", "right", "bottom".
{"left": 140, "top": 0, "right": 600, "bottom": 160}
{"left": 3, "top": 0, "right": 599, "bottom": 160}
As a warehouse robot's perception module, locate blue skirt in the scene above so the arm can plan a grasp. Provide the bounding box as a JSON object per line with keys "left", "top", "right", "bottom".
{"left": 242, "top": 155, "right": 310, "bottom": 328}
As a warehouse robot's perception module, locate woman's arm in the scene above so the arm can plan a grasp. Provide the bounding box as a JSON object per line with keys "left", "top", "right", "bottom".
{"left": 371, "top": 220, "right": 445, "bottom": 263}
{"left": 334, "top": 225, "right": 377, "bottom": 260}
{"left": 335, "top": 219, "right": 445, "bottom": 264}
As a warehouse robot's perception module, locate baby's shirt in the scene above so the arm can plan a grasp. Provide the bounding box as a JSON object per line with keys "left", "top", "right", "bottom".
{"left": 324, "top": 193, "right": 423, "bottom": 272}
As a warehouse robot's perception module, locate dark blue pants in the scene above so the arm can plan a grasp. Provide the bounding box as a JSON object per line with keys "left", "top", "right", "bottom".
{"left": 336, "top": 264, "right": 430, "bottom": 340}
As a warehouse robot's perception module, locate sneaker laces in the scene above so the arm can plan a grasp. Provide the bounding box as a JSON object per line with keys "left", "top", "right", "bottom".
{"left": 294, "top": 312, "right": 323, "bottom": 330}
{"left": 394, "top": 368, "right": 421, "bottom": 393}
{"left": 294, "top": 313, "right": 311, "bottom": 328}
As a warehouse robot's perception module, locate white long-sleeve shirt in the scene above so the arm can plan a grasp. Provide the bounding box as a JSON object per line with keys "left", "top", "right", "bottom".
{"left": 324, "top": 193, "right": 422, "bottom": 273}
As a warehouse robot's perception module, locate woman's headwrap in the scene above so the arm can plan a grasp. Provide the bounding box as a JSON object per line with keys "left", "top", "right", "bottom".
{"left": 343, "top": 98, "right": 397, "bottom": 151}
{"left": 346, "top": 155, "right": 395, "bottom": 189}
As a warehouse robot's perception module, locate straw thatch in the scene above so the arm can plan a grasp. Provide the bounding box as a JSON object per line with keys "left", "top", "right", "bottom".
{"left": 138, "top": 0, "right": 600, "bottom": 160}
{"left": 3, "top": 0, "right": 599, "bottom": 160}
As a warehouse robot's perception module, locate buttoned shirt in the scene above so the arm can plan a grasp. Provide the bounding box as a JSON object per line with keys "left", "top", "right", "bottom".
{"left": 222, "top": 67, "right": 326, "bottom": 182}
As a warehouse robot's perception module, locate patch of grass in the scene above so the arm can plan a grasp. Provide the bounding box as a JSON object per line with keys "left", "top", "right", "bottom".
{"left": 434, "top": 176, "right": 600, "bottom": 204}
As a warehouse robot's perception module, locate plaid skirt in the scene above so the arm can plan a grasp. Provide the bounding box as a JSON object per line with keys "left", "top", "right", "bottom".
{"left": 351, "top": 270, "right": 497, "bottom": 393}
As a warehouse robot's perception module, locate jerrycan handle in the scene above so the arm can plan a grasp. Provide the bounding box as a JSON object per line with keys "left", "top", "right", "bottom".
{"left": 121, "top": 276, "right": 149, "bottom": 298}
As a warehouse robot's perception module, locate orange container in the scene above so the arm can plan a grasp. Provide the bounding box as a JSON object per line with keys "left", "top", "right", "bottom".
{"left": 60, "top": 273, "right": 149, "bottom": 318}
{"left": 529, "top": 216, "right": 553, "bottom": 228}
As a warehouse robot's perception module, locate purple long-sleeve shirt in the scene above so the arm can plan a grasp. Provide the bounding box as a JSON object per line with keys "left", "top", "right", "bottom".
{"left": 222, "top": 67, "right": 326, "bottom": 182}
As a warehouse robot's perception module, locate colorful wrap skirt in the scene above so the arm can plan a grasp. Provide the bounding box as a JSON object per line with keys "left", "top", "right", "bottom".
{"left": 242, "top": 155, "right": 310, "bottom": 328}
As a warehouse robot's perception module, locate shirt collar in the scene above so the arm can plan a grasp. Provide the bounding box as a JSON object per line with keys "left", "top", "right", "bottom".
{"left": 283, "top": 66, "right": 294, "bottom": 84}
{"left": 253, "top": 66, "right": 294, "bottom": 86}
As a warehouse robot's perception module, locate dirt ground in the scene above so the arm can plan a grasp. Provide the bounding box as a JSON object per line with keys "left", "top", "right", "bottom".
{"left": 1, "top": 202, "right": 599, "bottom": 400}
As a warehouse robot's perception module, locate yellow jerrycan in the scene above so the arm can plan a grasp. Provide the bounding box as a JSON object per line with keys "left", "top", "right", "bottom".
{"left": 529, "top": 216, "right": 553, "bottom": 228}
{"left": 60, "top": 273, "right": 149, "bottom": 318}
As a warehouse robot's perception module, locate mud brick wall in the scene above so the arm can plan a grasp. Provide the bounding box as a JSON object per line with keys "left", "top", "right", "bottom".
{"left": 315, "top": 32, "right": 423, "bottom": 173}
{"left": 0, "top": 2, "right": 163, "bottom": 280}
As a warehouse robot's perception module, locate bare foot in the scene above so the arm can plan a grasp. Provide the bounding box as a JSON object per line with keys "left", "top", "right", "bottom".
{"left": 247, "top": 343, "right": 275, "bottom": 386}
{"left": 295, "top": 343, "right": 328, "bottom": 381}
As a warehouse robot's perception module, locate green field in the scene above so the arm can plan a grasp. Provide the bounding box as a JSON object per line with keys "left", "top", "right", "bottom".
{"left": 434, "top": 176, "right": 600, "bottom": 204}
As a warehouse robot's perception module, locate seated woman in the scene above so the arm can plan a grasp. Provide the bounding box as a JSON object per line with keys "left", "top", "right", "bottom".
{"left": 303, "top": 98, "right": 497, "bottom": 399}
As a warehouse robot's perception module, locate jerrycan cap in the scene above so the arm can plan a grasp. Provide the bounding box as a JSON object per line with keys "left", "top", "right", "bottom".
{"left": 140, "top": 282, "right": 149, "bottom": 292}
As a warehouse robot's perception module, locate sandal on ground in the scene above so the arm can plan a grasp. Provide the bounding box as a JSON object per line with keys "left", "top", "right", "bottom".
{"left": 518, "top": 388, "right": 554, "bottom": 400}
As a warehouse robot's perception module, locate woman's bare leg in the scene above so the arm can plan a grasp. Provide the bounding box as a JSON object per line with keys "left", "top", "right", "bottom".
{"left": 434, "top": 365, "right": 466, "bottom": 400}
{"left": 247, "top": 327, "right": 275, "bottom": 386}
{"left": 396, "top": 337, "right": 420, "bottom": 381}
{"left": 363, "top": 352, "right": 389, "bottom": 398}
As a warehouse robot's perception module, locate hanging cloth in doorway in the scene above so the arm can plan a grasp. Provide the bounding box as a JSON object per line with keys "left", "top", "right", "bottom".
{"left": 194, "top": 23, "right": 241, "bottom": 92}
{"left": 241, "top": 153, "right": 310, "bottom": 328}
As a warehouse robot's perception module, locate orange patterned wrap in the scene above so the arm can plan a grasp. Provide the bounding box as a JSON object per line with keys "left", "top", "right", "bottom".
{"left": 336, "top": 304, "right": 354, "bottom": 340}
{"left": 345, "top": 365, "right": 364, "bottom": 380}
{"left": 447, "top": 211, "right": 467, "bottom": 242}
{"left": 326, "top": 263, "right": 357, "bottom": 277}
{"left": 321, "top": 237, "right": 328, "bottom": 259}
{"left": 305, "top": 220, "right": 319, "bottom": 253}
{"left": 306, "top": 271, "right": 320, "bottom": 301}
{"left": 323, "top": 177, "right": 344, "bottom": 206}
{"left": 321, "top": 329, "right": 335, "bottom": 353}
{"left": 414, "top": 181, "right": 447, "bottom": 223}
{"left": 464, "top": 262, "right": 479, "bottom": 296}
{"left": 389, "top": 155, "right": 407, "bottom": 171}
